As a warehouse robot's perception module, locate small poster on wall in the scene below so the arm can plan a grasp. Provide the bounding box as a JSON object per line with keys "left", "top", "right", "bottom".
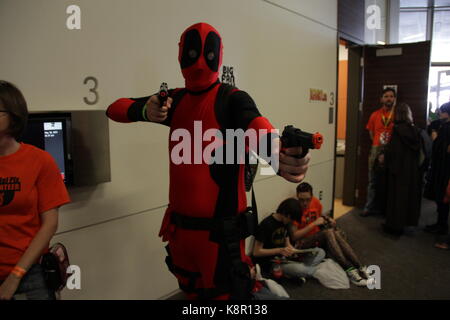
{"left": 221, "top": 66, "right": 235, "bottom": 86}
{"left": 310, "top": 89, "right": 328, "bottom": 102}
{"left": 383, "top": 84, "right": 398, "bottom": 95}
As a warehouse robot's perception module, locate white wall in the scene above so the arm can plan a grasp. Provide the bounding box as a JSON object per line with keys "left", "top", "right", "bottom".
{"left": 0, "top": 0, "right": 337, "bottom": 299}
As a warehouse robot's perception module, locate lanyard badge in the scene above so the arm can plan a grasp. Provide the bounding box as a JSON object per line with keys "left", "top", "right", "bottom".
{"left": 379, "top": 110, "right": 393, "bottom": 145}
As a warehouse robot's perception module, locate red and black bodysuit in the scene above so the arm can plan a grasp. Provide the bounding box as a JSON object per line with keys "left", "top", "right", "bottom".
{"left": 106, "top": 23, "right": 276, "bottom": 299}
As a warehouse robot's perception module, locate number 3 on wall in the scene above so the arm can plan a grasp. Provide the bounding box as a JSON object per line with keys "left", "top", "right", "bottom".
{"left": 329, "top": 92, "right": 335, "bottom": 106}
{"left": 83, "top": 76, "right": 99, "bottom": 105}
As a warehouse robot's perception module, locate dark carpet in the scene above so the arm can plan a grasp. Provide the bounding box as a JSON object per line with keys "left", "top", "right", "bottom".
{"left": 283, "top": 198, "right": 450, "bottom": 300}
{"left": 167, "top": 198, "right": 450, "bottom": 300}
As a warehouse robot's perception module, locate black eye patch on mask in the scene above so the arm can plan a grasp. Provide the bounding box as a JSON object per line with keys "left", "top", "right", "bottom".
{"left": 204, "top": 31, "right": 221, "bottom": 72}
{"left": 180, "top": 29, "right": 202, "bottom": 69}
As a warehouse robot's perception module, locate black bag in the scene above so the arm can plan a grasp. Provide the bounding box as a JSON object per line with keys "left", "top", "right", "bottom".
{"left": 40, "top": 243, "right": 70, "bottom": 292}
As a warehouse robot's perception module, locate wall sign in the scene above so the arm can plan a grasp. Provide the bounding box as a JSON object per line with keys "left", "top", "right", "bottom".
{"left": 221, "top": 66, "right": 235, "bottom": 86}
{"left": 83, "top": 76, "right": 99, "bottom": 105}
{"left": 383, "top": 84, "right": 398, "bottom": 95}
{"left": 310, "top": 89, "right": 328, "bottom": 102}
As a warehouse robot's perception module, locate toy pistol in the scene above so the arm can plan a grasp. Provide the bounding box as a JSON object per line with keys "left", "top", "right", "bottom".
{"left": 158, "top": 82, "right": 169, "bottom": 108}
{"left": 281, "top": 125, "right": 324, "bottom": 158}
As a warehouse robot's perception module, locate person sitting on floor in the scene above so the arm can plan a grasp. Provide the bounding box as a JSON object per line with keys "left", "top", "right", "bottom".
{"left": 290, "top": 182, "right": 371, "bottom": 287}
{"left": 252, "top": 198, "right": 325, "bottom": 283}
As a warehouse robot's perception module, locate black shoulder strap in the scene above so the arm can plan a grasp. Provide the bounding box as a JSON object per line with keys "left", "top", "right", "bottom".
{"left": 214, "top": 83, "right": 258, "bottom": 218}
{"left": 252, "top": 187, "right": 258, "bottom": 217}
{"left": 214, "top": 83, "right": 237, "bottom": 133}
{"left": 172, "top": 88, "right": 188, "bottom": 102}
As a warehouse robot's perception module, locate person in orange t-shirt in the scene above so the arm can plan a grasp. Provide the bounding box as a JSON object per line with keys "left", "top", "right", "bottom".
{"left": 361, "top": 87, "right": 396, "bottom": 217}
{"left": 290, "top": 183, "right": 371, "bottom": 287}
{"left": 0, "top": 81, "right": 70, "bottom": 300}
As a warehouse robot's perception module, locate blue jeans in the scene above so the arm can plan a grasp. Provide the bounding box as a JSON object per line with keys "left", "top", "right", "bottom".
{"left": 364, "top": 146, "right": 383, "bottom": 213}
{"left": 364, "top": 169, "right": 377, "bottom": 213}
{"left": 280, "top": 248, "right": 325, "bottom": 278}
{"left": 13, "top": 264, "right": 55, "bottom": 300}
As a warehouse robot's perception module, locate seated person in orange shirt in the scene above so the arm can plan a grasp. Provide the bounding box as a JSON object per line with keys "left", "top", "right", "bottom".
{"left": 289, "top": 182, "right": 370, "bottom": 287}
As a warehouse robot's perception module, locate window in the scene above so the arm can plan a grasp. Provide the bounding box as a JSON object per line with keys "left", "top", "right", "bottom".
{"left": 391, "top": 1, "right": 450, "bottom": 116}
{"left": 400, "top": 0, "right": 429, "bottom": 7}
{"left": 428, "top": 8, "right": 450, "bottom": 113}
{"left": 398, "top": 0, "right": 430, "bottom": 43}
{"left": 429, "top": 67, "right": 450, "bottom": 112}
{"left": 435, "top": 0, "right": 450, "bottom": 7}
{"left": 432, "top": 10, "right": 450, "bottom": 62}
{"left": 399, "top": 10, "right": 428, "bottom": 42}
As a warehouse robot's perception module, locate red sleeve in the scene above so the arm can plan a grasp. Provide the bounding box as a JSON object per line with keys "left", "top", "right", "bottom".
{"left": 247, "top": 116, "right": 279, "bottom": 167}
{"left": 37, "top": 152, "right": 70, "bottom": 213}
{"left": 106, "top": 89, "right": 180, "bottom": 126}
{"left": 247, "top": 117, "right": 276, "bottom": 134}
{"left": 366, "top": 111, "right": 376, "bottom": 132}
{"left": 228, "top": 90, "right": 278, "bottom": 164}
{"left": 106, "top": 98, "right": 137, "bottom": 123}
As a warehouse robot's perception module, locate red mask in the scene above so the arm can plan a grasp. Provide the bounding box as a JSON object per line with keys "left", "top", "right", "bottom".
{"left": 178, "top": 23, "right": 223, "bottom": 91}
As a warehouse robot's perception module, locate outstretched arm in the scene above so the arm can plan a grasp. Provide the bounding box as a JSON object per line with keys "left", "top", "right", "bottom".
{"left": 229, "top": 90, "right": 309, "bottom": 183}
{"left": 106, "top": 92, "right": 174, "bottom": 125}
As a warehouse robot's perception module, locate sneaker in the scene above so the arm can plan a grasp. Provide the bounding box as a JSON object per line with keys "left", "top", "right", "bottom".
{"left": 435, "top": 242, "right": 450, "bottom": 250}
{"left": 347, "top": 268, "right": 367, "bottom": 287}
{"left": 297, "top": 276, "right": 307, "bottom": 286}
{"left": 358, "top": 266, "right": 372, "bottom": 280}
{"left": 366, "top": 277, "right": 377, "bottom": 287}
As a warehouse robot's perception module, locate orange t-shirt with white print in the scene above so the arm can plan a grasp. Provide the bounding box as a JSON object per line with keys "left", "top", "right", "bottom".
{"left": 366, "top": 107, "right": 395, "bottom": 146}
{"left": 0, "top": 143, "right": 70, "bottom": 280}
{"left": 293, "top": 197, "right": 323, "bottom": 238}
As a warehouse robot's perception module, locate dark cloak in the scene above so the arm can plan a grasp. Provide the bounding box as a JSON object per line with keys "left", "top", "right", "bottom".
{"left": 385, "top": 121, "right": 423, "bottom": 229}
{"left": 427, "top": 121, "right": 450, "bottom": 203}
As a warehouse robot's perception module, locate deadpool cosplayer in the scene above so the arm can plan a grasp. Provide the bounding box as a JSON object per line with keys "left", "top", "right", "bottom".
{"left": 106, "top": 23, "right": 309, "bottom": 299}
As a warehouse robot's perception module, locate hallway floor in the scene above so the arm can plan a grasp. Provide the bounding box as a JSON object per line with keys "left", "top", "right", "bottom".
{"left": 284, "top": 198, "right": 450, "bottom": 299}
{"left": 167, "top": 198, "right": 450, "bottom": 300}
{"left": 333, "top": 198, "right": 354, "bottom": 220}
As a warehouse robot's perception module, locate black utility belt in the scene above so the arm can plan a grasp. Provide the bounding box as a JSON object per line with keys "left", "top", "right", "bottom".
{"left": 170, "top": 209, "right": 258, "bottom": 239}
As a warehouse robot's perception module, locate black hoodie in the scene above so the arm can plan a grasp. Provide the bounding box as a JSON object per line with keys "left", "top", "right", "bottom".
{"left": 428, "top": 121, "right": 450, "bottom": 202}
{"left": 385, "top": 121, "right": 423, "bottom": 229}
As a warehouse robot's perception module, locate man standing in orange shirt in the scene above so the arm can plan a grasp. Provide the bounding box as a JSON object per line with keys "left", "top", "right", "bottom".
{"left": 361, "top": 88, "right": 396, "bottom": 217}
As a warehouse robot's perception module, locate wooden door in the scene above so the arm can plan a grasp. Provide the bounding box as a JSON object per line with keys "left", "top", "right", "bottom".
{"left": 354, "top": 41, "right": 431, "bottom": 208}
